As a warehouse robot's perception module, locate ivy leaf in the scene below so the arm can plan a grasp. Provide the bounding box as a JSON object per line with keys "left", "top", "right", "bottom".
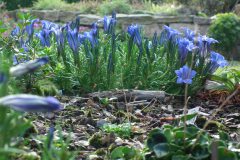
{"left": 153, "top": 143, "right": 170, "bottom": 158}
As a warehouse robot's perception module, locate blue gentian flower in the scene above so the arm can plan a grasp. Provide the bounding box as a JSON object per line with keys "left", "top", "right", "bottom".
{"left": 197, "top": 35, "right": 218, "bottom": 57}
{"left": 41, "top": 20, "right": 58, "bottom": 30}
{"left": 209, "top": 51, "right": 228, "bottom": 73}
{"left": 103, "top": 13, "right": 117, "bottom": 34}
{"left": 52, "top": 27, "right": 65, "bottom": 56}
{"left": 84, "top": 31, "right": 98, "bottom": 47}
{"left": 91, "top": 23, "right": 98, "bottom": 37}
{"left": 10, "top": 56, "right": 49, "bottom": 77}
{"left": 78, "top": 33, "right": 86, "bottom": 44}
{"left": 66, "top": 27, "right": 79, "bottom": 55}
{"left": 0, "top": 94, "right": 63, "bottom": 112}
{"left": 175, "top": 65, "right": 197, "bottom": 84}
{"left": 152, "top": 32, "right": 158, "bottom": 47}
{"left": 36, "top": 29, "right": 53, "bottom": 47}
{"left": 178, "top": 38, "right": 197, "bottom": 63}
{"left": 128, "top": 24, "right": 142, "bottom": 47}
{"left": 25, "top": 19, "right": 39, "bottom": 42}
{"left": 11, "top": 26, "right": 20, "bottom": 37}
{"left": 70, "top": 16, "right": 80, "bottom": 30}
{"left": 160, "top": 25, "right": 180, "bottom": 45}
{"left": 0, "top": 72, "right": 7, "bottom": 84}
{"left": 183, "top": 27, "right": 195, "bottom": 41}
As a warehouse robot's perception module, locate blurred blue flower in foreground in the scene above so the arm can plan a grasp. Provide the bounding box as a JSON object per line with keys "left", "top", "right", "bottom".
{"left": 10, "top": 56, "right": 49, "bottom": 77}
{"left": 0, "top": 94, "right": 63, "bottom": 112}
{"left": 209, "top": 51, "right": 228, "bottom": 73}
{"left": 175, "top": 65, "right": 197, "bottom": 84}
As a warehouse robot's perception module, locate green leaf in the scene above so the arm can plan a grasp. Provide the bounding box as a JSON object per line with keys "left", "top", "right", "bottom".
{"left": 219, "top": 130, "right": 230, "bottom": 141}
{"left": 217, "top": 147, "right": 237, "bottom": 160}
{"left": 172, "top": 155, "right": 189, "bottom": 160}
{"left": 110, "top": 146, "right": 136, "bottom": 160}
{"left": 0, "top": 28, "right": 7, "bottom": 34}
{"left": 163, "top": 128, "right": 173, "bottom": 142}
{"left": 147, "top": 128, "right": 167, "bottom": 150}
{"left": 153, "top": 143, "right": 170, "bottom": 158}
{"left": 191, "top": 144, "right": 210, "bottom": 159}
{"left": 180, "top": 113, "right": 198, "bottom": 123}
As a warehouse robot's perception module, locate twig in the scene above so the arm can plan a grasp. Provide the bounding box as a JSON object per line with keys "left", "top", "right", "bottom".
{"left": 192, "top": 86, "right": 239, "bottom": 150}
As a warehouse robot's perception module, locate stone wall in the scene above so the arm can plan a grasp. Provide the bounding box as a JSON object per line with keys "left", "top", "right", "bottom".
{"left": 7, "top": 10, "right": 212, "bottom": 36}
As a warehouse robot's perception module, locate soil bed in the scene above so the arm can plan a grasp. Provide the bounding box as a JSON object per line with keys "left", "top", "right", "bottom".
{"left": 26, "top": 90, "right": 240, "bottom": 159}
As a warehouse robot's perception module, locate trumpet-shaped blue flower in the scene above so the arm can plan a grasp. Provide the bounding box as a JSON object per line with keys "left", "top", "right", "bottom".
{"left": 175, "top": 65, "right": 197, "bottom": 84}
{"left": 52, "top": 27, "right": 65, "bottom": 55}
{"left": 209, "top": 51, "right": 228, "bottom": 73}
{"left": 128, "top": 24, "right": 142, "bottom": 47}
{"left": 160, "top": 25, "right": 180, "bottom": 45}
{"left": 183, "top": 27, "right": 194, "bottom": 41}
{"left": 84, "top": 25, "right": 98, "bottom": 48}
{"left": 70, "top": 16, "right": 80, "bottom": 30}
{"left": 25, "top": 19, "right": 39, "bottom": 42}
{"left": 41, "top": 20, "right": 58, "bottom": 30}
{"left": 36, "top": 29, "right": 53, "bottom": 47}
{"left": 0, "top": 94, "right": 63, "bottom": 112}
{"left": 10, "top": 56, "right": 49, "bottom": 77}
{"left": 78, "top": 34, "right": 86, "bottom": 44}
{"left": 152, "top": 32, "right": 158, "bottom": 47}
{"left": 11, "top": 26, "right": 20, "bottom": 37}
{"left": 66, "top": 27, "right": 79, "bottom": 55}
{"left": 178, "top": 38, "right": 197, "bottom": 63}
{"left": 103, "top": 13, "right": 117, "bottom": 34}
{"left": 197, "top": 35, "right": 218, "bottom": 57}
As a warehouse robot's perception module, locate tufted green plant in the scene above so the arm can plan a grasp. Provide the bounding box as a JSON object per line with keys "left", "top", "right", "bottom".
{"left": 208, "top": 13, "right": 240, "bottom": 59}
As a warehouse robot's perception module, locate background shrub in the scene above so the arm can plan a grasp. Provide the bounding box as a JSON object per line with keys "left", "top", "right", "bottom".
{"left": 2, "top": 0, "right": 37, "bottom": 10}
{"left": 208, "top": 13, "right": 240, "bottom": 59}
{"left": 176, "top": 0, "right": 238, "bottom": 15}
{"left": 33, "top": 0, "right": 69, "bottom": 10}
{"left": 99, "top": 0, "right": 132, "bottom": 15}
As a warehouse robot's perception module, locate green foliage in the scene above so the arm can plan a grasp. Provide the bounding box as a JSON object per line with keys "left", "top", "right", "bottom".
{"left": 146, "top": 125, "right": 240, "bottom": 159}
{"left": 208, "top": 13, "right": 240, "bottom": 56}
{"left": 35, "top": 80, "right": 59, "bottom": 96}
{"left": 99, "top": 0, "right": 132, "bottom": 15}
{"left": 33, "top": 0, "right": 70, "bottom": 10}
{"left": 208, "top": 64, "right": 240, "bottom": 92}
{"left": 110, "top": 146, "right": 143, "bottom": 160}
{"left": 2, "top": 0, "right": 37, "bottom": 10}
{"left": 102, "top": 123, "right": 132, "bottom": 138}
{"left": 177, "top": 0, "right": 238, "bottom": 15}
{"left": 40, "top": 126, "right": 76, "bottom": 160}
{"left": 141, "top": 1, "right": 180, "bottom": 15}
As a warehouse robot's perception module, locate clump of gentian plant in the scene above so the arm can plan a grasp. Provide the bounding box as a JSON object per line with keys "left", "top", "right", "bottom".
{"left": 8, "top": 12, "right": 228, "bottom": 95}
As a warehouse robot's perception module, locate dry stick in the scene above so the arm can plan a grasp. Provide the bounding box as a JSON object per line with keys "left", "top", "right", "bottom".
{"left": 192, "top": 87, "right": 239, "bottom": 150}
